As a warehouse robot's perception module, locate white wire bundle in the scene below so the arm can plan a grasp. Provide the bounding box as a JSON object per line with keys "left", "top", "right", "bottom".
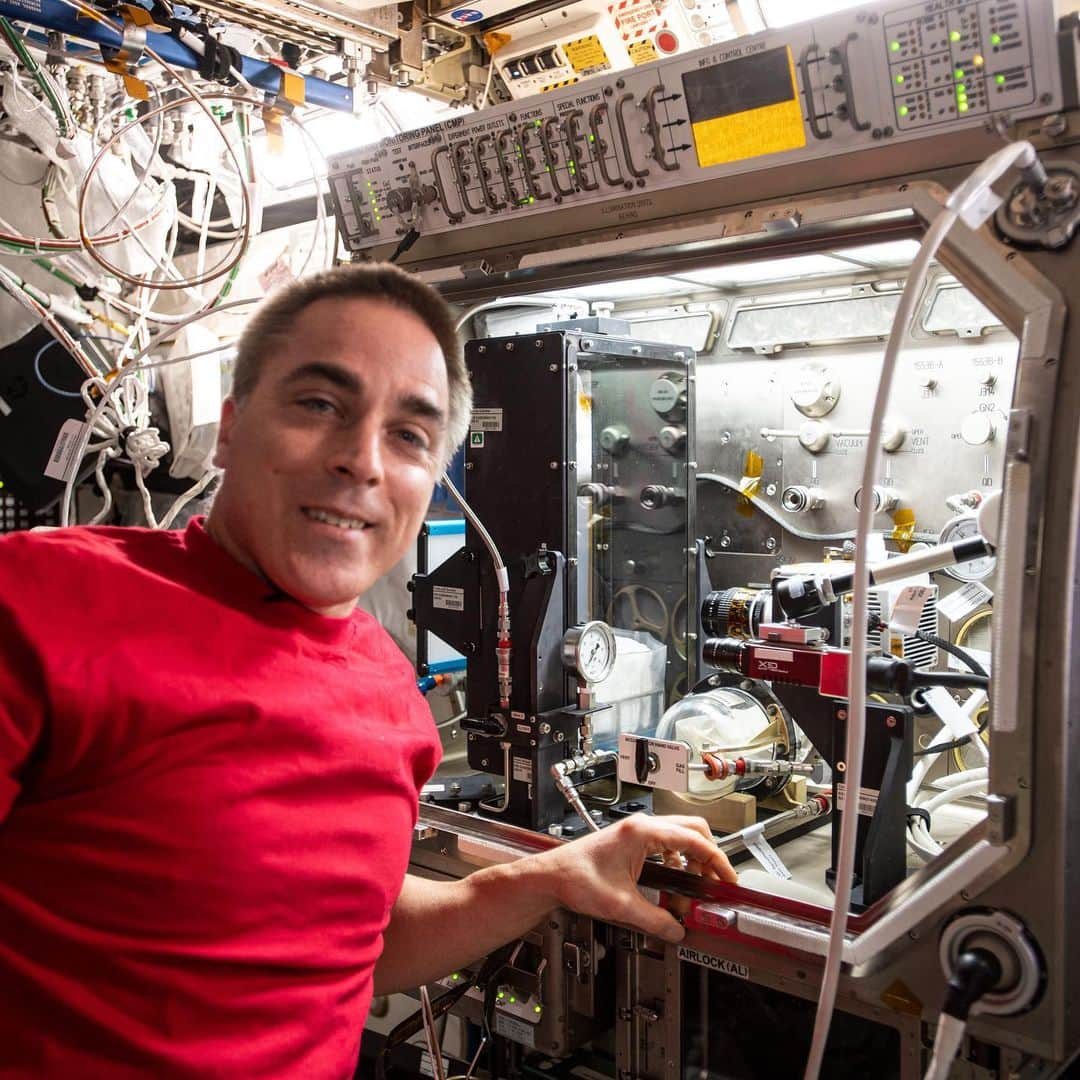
{"left": 81, "top": 373, "right": 168, "bottom": 526}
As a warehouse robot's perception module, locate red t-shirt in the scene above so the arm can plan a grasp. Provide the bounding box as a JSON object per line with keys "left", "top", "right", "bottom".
{"left": 0, "top": 519, "right": 440, "bottom": 1078}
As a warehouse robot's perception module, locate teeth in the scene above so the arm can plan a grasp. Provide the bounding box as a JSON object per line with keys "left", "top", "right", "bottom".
{"left": 304, "top": 507, "right": 368, "bottom": 531}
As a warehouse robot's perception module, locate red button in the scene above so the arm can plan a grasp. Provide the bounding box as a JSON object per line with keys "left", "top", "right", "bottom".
{"left": 655, "top": 28, "right": 679, "bottom": 52}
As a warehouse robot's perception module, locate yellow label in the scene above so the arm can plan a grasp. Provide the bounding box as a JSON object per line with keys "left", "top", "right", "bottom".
{"left": 628, "top": 39, "right": 659, "bottom": 64}
{"left": 690, "top": 49, "right": 805, "bottom": 168}
{"left": 564, "top": 34, "right": 609, "bottom": 73}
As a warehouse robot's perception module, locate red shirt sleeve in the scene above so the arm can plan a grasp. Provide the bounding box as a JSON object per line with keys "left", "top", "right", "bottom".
{"left": 0, "top": 591, "right": 48, "bottom": 822}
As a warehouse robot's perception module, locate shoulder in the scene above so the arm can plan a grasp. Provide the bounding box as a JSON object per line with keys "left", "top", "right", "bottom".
{"left": 0, "top": 525, "right": 183, "bottom": 592}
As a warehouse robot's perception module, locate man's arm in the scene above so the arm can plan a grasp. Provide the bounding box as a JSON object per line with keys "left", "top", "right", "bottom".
{"left": 375, "top": 813, "right": 736, "bottom": 994}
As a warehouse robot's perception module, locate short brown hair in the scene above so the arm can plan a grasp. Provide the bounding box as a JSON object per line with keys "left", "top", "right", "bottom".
{"left": 232, "top": 263, "right": 471, "bottom": 462}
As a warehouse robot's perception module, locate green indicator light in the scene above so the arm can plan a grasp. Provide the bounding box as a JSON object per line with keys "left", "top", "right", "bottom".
{"left": 898, "top": 105, "right": 909, "bottom": 116}
{"left": 535, "top": 119, "right": 542, "bottom": 127}
{"left": 957, "top": 84, "right": 967, "bottom": 93}
{"left": 990, "top": 32, "right": 1001, "bottom": 44}
{"left": 529, "top": 196, "right": 535, "bottom": 203}
{"left": 955, "top": 68, "right": 964, "bottom": 78}
{"left": 451, "top": 973, "right": 460, "bottom": 981}
{"left": 889, "top": 40, "right": 900, "bottom": 51}
{"left": 544, "top": 165, "right": 551, "bottom": 172}
{"left": 995, "top": 73, "right": 1006, "bottom": 84}
{"left": 519, "top": 198, "right": 530, "bottom": 205}
{"left": 949, "top": 29, "right": 961, "bottom": 41}
{"left": 497, "top": 992, "right": 505, "bottom": 1001}
{"left": 534, "top": 1006, "right": 543, "bottom": 1015}
{"left": 958, "top": 102, "right": 969, "bottom": 111}
{"left": 374, "top": 214, "right": 381, "bottom": 221}
{"left": 588, "top": 133, "right": 595, "bottom": 142}
{"left": 509, "top": 997, "right": 516, "bottom": 1004}
{"left": 895, "top": 74, "right": 904, "bottom": 84}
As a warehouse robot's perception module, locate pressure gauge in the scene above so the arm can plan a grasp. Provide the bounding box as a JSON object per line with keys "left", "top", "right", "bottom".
{"left": 939, "top": 514, "right": 997, "bottom": 581}
{"left": 562, "top": 621, "right": 617, "bottom": 685}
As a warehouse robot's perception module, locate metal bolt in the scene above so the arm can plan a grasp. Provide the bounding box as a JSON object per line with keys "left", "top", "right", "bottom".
{"left": 765, "top": 537, "right": 777, "bottom": 552}
{"left": 582, "top": 339, "right": 593, "bottom": 350}
{"left": 540, "top": 721, "right": 552, "bottom": 734}
{"left": 719, "top": 534, "right": 731, "bottom": 549}
{"left": 506, "top": 341, "right": 515, "bottom": 351}
{"left": 555, "top": 731, "right": 565, "bottom": 742}
{"left": 836, "top": 761, "right": 847, "bottom": 772}
{"left": 837, "top": 709, "right": 848, "bottom": 721}
{"left": 481, "top": 758, "right": 489, "bottom": 767}
{"left": 536, "top": 339, "right": 545, "bottom": 348}
{"left": 549, "top": 363, "right": 559, "bottom": 372}
{"left": 477, "top": 346, "right": 486, "bottom": 354}
{"left": 765, "top": 483, "right": 777, "bottom": 496}
{"left": 550, "top": 460, "right": 560, "bottom": 469}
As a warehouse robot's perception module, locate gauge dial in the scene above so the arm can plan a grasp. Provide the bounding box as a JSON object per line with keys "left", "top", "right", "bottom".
{"left": 939, "top": 514, "right": 996, "bottom": 582}
{"left": 562, "top": 621, "right": 617, "bottom": 684}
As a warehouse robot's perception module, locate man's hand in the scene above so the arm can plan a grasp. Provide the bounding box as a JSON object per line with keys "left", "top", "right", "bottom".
{"left": 526, "top": 814, "right": 737, "bottom": 944}
{"left": 377, "top": 813, "right": 736, "bottom": 993}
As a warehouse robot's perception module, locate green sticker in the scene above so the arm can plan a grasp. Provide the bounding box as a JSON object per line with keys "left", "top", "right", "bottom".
{"left": 470, "top": 431, "right": 485, "bottom": 448}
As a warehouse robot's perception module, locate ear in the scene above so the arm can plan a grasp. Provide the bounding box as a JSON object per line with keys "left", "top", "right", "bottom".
{"left": 213, "top": 396, "right": 238, "bottom": 471}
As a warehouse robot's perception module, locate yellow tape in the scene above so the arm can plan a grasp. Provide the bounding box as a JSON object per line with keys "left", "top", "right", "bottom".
{"left": 483, "top": 30, "right": 511, "bottom": 54}
{"left": 122, "top": 73, "right": 150, "bottom": 100}
{"left": 262, "top": 109, "right": 285, "bottom": 154}
{"left": 890, "top": 508, "right": 917, "bottom": 552}
{"left": 280, "top": 70, "right": 306, "bottom": 107}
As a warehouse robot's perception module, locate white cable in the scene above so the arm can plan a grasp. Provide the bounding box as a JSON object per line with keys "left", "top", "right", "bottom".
{"left": 924, "top": 1013, "right": 967, "bottom": 1080}
{"left": 919, "top": 780, "right": 987, "bottom": 816}
{"left": 804, "top": 140, "right": 1039, "bottom": 1080}
{"left": 924, "top": 767, "right": 988, "bottom": 792}
{"left": 158, "top": 467, "right": 220, "bottom": 530}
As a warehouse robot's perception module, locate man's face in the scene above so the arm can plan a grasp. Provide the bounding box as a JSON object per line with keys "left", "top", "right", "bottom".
{"left": 208, "top": 295, "right": 449, "bottom": 617}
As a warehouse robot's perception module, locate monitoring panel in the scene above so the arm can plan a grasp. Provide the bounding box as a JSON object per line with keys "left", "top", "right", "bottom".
{"left": 328, "top": 0, "right": 1064, "bottom": 252}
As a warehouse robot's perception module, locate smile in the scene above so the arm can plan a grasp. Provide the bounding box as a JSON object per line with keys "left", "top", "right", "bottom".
{"left": 302, "top": 507, "right": 373, "bottom": 531}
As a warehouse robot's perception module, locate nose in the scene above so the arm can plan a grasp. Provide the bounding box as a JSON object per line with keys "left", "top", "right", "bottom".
{"left": 329, "top": 418, "right": 385, "bottom": 485}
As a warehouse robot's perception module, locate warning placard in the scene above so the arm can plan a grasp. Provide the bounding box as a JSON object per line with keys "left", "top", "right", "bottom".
{"left": 628, "top": 38, "right": 659, "bottom": 64}
{"left": 564, "top": 34, "right": 611, "bottom": 75}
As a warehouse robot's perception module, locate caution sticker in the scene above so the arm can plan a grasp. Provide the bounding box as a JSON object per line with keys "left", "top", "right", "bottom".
{"left": 683, "top": 45, "right": 805, "bottom": 168}
{"left": 628, "top": 38, "right": 659, "bottom": 64}
{"left": 608, "top": 0, "right": 664, "bottom": 41}
{"left": 564, "top": 34, "right": 611, "bottom": 74}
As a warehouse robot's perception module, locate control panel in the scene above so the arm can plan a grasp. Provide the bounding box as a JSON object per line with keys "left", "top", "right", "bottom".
{"left": 328, "top": 0, "right": 1063, "bottom": 253}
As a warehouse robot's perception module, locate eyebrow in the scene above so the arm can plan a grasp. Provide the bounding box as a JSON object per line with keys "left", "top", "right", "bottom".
{"left": 282, "top": 361, "right": 447, "bottom": 427}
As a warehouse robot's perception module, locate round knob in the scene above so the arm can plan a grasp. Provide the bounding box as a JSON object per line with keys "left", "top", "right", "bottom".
{"left": 649, "top": 376, "right": 685, "bottom": 417}
{"left": 790, "top": 363, "right": 841, "bottom": 418}
{"left": 979, "top": 371, "right": 997, "bottom": 388}
{"left": 658, "top": 425, "right": 686, "bottom": 453}
{"left": 599, "top": 424, "right": 630, "bottom": 455}
{"left": 881, "top": 418, "right": 908, "bottom": 453}
{"left": 798, "top": 420, "right": 831, "bottom": 454}
{"left": 960, "top": 412, "right": 995, "bottom": 446}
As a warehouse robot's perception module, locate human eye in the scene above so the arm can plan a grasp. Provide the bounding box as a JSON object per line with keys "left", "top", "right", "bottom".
{"left": 297, "top": 396, "right": 338, "bottom": 416}
{"left": 396, "top": 427, "right": 430, "bottom": 450}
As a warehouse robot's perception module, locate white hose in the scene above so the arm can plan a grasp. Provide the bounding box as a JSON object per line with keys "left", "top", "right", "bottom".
{"left": 919, "top": 780, "right": 988, "bottom": 816}
{"left": 804, "top": 140, "right": 1040, "bottom": 1080}
{"left": 923, "top": 1013, "right": 967, "bottom": 1080}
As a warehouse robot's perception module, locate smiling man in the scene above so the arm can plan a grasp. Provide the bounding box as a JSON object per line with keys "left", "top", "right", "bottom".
{"left": 0, "top": 264, "right": 734, "bottom": 1078}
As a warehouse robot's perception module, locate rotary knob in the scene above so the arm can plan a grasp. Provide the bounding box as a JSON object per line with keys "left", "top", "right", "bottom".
{"left": 599, "top": 424, "right": 630, "bottom": 455}
{"left": 649, "top": 375, "right": 686, "bottom": 418}
{"left": 960, "top": 412, "right": 995, "bottom": 446}
{"left": 659, "top": 425, "right": 686, "bottom": 453}
{"left": 798, "top": 421, "right": 831, "bottom": 454}
{"left": 881, "top": 418, "right": 908, "bottom": 453}
{"left": 791, "top": 363, "right": 841, "bottom": 418}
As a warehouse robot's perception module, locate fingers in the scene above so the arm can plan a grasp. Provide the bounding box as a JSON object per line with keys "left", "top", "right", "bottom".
{"left": 614, "top": 888, "right": 687, "bottom": 943}
{"left": 634, "top": 818, "right": 738, "bottom": 884}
